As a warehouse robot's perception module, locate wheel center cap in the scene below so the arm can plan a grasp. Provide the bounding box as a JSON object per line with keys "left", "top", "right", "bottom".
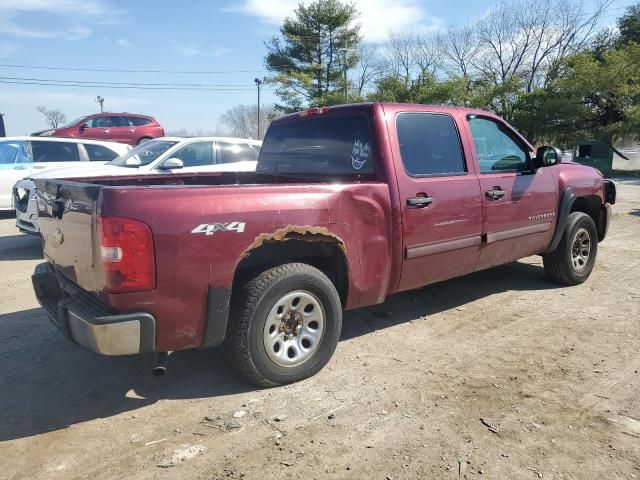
{"left": 281, "top": 311, "right": 303, "bottom": 336}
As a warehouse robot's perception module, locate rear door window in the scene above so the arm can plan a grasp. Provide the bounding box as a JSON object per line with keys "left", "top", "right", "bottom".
{"left": 30, "top": 141, "right": 80, "bottom": 162}
{"left": 112, "top": 116, "right": 130, "bottom": 127}
{"left": 396, "top": 113, "right": 466, "bottom": 176}
{"left": 88, "top": 116, "right": 114, "bottom": 128}
{"left": 167, "top": 141, "right": 213, "bottom": 167}
{"left": 130, "top": 117, "right": 152, "bottom": 126}
{"left": 84, "top": 144, "right": 120, "bottom": 161}
{"left": 258, "top": 114, "right": 373, "bottom": 175}
{"left": 217, "top": 142, "right": 258, "bottom": 164}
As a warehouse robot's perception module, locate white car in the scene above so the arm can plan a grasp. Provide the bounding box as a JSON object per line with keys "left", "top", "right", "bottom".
{"left": 14, "top": 136, "right": 262, "bottom": 234}
{"left": 1, "top": 136, "right": 130, "bottom": 211}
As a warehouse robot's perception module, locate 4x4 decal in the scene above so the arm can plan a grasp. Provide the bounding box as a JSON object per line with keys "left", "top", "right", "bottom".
{"left": 191, "top": 222, "right": 246, "bottom": 236}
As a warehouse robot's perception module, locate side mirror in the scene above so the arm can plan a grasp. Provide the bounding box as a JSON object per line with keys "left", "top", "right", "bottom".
{"left": 80, "top": 123, "right": 89, "bottom": 130}
{"left": 159, "top": 158, "right": 183, "bottom": 170}
{"left": 536, "top": 145, "right": 563, "bottom": 167}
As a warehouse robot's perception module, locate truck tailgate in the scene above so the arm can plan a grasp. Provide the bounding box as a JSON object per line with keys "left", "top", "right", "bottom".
{"left": 35, "top": 178, "right": 103, "bottom": 292}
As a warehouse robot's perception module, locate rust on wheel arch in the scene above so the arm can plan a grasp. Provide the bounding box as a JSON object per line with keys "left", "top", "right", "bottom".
{"left": 242, "top": 225, "right": 346, "bottom": 257}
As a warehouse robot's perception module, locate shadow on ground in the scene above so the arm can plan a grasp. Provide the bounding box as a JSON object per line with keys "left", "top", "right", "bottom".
{"left": 0, "top": 234, "right": 43, "bottom": 261}
{"left": 0, "top": 260, "right": 558, "bottom": 442}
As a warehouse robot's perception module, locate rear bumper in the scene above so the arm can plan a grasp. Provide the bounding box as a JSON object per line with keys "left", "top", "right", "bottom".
{"left": 32, "top": 262, "right": 156, "bottom": 355}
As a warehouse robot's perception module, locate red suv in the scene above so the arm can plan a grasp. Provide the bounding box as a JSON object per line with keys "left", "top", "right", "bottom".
{"left": 32, "top": 113, "right": 164, "bottom": 145}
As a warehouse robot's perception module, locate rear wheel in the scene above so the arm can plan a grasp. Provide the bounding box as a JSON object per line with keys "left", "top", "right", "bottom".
{"left": 226, "top": 263, "right": 342, "bottom": 387}
{"left": 137, "top": 137, "right": 151, "bottom": 145}
{"left": 543, "top": 212, "right": 598, "bottom": 285}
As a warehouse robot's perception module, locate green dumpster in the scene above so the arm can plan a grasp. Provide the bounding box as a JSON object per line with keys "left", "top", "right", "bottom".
{"left": 572, "top": 142, "right": 614, "bottom": 177}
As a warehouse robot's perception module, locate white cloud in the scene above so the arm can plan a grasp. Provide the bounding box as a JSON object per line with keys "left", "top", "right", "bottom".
{"left": 117, "top": 38, "right": 132, "bottom": 47}
{"left": 229, "top": 0, "right": 443, "bottom": 42}
{"left": 0, "top": 0, "right": 125, "bottom": 40}
{"left": 171, "top": 41, "right": 230, "bottom": 57}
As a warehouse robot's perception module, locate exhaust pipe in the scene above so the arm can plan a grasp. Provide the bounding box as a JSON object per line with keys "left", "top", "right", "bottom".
{"left": 152, "top": 351, "right": 170, "bottom": 376}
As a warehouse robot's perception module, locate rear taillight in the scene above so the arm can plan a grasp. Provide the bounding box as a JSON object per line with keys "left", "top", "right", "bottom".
{"left": 99, "top": 216, "right": 155, "bottom": 293}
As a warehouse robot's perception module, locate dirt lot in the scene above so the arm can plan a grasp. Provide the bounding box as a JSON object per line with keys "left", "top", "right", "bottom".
{"left": 0, "top": 180, "right": 639, "bottom": 480}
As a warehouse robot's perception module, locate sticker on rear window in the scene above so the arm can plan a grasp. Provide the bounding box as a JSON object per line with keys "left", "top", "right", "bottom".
{"left": 351, "top": 139, "right": 370, "bottom": 170}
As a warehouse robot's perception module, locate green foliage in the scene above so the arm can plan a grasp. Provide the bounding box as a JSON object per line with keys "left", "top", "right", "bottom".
{"left": 262, "top": 1, "right": 639, "bottom": 147}
{"left": 512, "top": 43, "right": 640, "bottom": 147}
{"left": 618, "top": 4, "right": 640, "bottom": 45}
{"left": 265, "top": 0, "right": 360, "bottom": 112}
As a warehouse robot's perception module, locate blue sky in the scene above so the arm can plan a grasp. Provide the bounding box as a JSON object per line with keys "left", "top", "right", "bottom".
{"left": 0, "top": 0, "right": 635, "bottom": 135}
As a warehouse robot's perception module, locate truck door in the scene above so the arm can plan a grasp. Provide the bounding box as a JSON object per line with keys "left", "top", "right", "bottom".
{"left": 391, "top": 111, "right": 483, "bottom": 292}
{"left": 465, "top": 115, "right": 557, "bottom": 270}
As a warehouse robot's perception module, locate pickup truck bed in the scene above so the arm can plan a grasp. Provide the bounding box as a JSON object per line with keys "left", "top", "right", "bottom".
{"left": 32, "top": 102, "right": 615, "bottom": 386}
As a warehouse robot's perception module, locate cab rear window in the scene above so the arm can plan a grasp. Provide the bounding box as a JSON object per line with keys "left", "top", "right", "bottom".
{"left": 257, "top": 115, "right": 373, "bottom": 175}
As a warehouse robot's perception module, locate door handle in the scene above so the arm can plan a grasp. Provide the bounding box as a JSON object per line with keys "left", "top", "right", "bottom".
{"left": 407, "top": 196, "right": 433, "bottom": 208}
{"left": 486, "top": 189, "right": 505, "bottom": 200}
{"left": 33, "top": 165, "right": 46, "bottom": 169}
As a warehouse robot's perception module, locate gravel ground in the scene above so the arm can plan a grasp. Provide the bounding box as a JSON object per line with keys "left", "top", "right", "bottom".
{"left": 0, "top": 179, "right": 639, "bottom": 480}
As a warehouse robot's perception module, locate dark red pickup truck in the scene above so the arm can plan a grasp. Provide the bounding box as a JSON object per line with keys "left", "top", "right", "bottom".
{"left": 32, "top": 103, "right": 616, "bottom": 386}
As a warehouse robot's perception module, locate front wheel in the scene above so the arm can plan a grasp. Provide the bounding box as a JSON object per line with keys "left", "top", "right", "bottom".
{"left": 226, "top": 263, "right": 342, "bottom": 386}
{"left": 543, "top": 212, "right": 598, "bottom": 285}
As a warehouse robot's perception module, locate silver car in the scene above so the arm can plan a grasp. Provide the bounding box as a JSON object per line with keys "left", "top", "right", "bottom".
{"left": 14, "top": 136, "right": 261, "bottom": 234}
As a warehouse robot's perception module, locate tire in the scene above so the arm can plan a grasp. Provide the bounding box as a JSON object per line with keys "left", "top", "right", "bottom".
{"left": 226, "top": 263, "right": 342, "bottom": 387}
{"left": 137, "top": 137, "right": 151, "bottom": 145}
{"left": 543, "top": 212, "right": 598, "bottom": 285}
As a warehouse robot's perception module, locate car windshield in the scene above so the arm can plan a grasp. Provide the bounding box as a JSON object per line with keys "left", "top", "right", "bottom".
{"left": 60, "top": 116, "right": 86, "bottom": 129}
{"left": 0, "top": 141, "right": 23, "bottom": 166}
{"left": 108, "top": 139, "right": 178, "bottom": 167}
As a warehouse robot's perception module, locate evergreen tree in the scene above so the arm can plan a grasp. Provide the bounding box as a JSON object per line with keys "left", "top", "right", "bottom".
{"left": 265, "top": 0, "right": 361, "bottom": 112}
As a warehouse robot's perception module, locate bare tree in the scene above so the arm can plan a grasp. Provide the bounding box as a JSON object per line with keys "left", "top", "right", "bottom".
{"left": 527, "top": 0, "right": 612, "bottom": 90}
{"left": 437, "top": 24, "right": 480, "bottom": 77}
{"left": 414, "top": 34, "right": 441, "bottom": 78}
{"left": 352, "top": 44, "right": 385, "bottom": 96}
{"left": 36, "top": 106, "right": 66, "bottom": 128}
{"left": 471, "top": 0, "right": 612, "bottom": 89}
{"left": 218, "top": 104, "right": 279, "bottom": 140}
{"left": 474, "top": 0, "right": 537, "bottom": 85}
{"left": 385, "top": 33, "right": 420, "bottom": 85}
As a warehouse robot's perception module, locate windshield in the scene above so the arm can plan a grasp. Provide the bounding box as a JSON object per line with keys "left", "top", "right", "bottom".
{"left": 60, "top": 116, "right": 86, "bottom": 129}
{"left": 108, "top": 139, "right": 178, "bottom": 167}
{"left": 257, "top": 114, "right": 374, "bottom": 175}
{"left": 0, "top": 141, "right": 24, "bottom": 166}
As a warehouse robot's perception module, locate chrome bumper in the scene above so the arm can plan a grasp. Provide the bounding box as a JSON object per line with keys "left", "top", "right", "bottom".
{"left": 32, "top": 263, "right": 156, "bottom": 355}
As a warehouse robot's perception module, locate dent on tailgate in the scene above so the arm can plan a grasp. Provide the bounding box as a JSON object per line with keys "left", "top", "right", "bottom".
{"left": 35, "top": 178, "right": 103, "bottom": 292}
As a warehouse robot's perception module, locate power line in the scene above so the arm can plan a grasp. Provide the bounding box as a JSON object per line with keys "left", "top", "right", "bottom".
{"left": 0, "top": 63, "right": 267, "bottom": 75}
{"left": 0, "top": 75, "right": 262, "bottom": 88}
{"left": 0, "top": 79, "right": 275, "bottom": 92}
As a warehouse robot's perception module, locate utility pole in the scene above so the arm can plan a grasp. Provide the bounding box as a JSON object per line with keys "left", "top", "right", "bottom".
{"left": 254, "top": 78, "right": 264, "bottom": 139}
{"left": 343, "top": 47, "right": 348, "bottom": 102}
{"left": 95, "top": 96, "right": 104, "bottom": 113}
{"left": 340, "top": 36, "right": 351, "bottom": 103}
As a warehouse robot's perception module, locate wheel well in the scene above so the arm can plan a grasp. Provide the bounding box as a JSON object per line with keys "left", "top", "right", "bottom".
{"left": 232, "top": 233, "right": 349, "bottom": 305}
{"left": 571, "top": 195, "right": 605, "bottom": 240}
